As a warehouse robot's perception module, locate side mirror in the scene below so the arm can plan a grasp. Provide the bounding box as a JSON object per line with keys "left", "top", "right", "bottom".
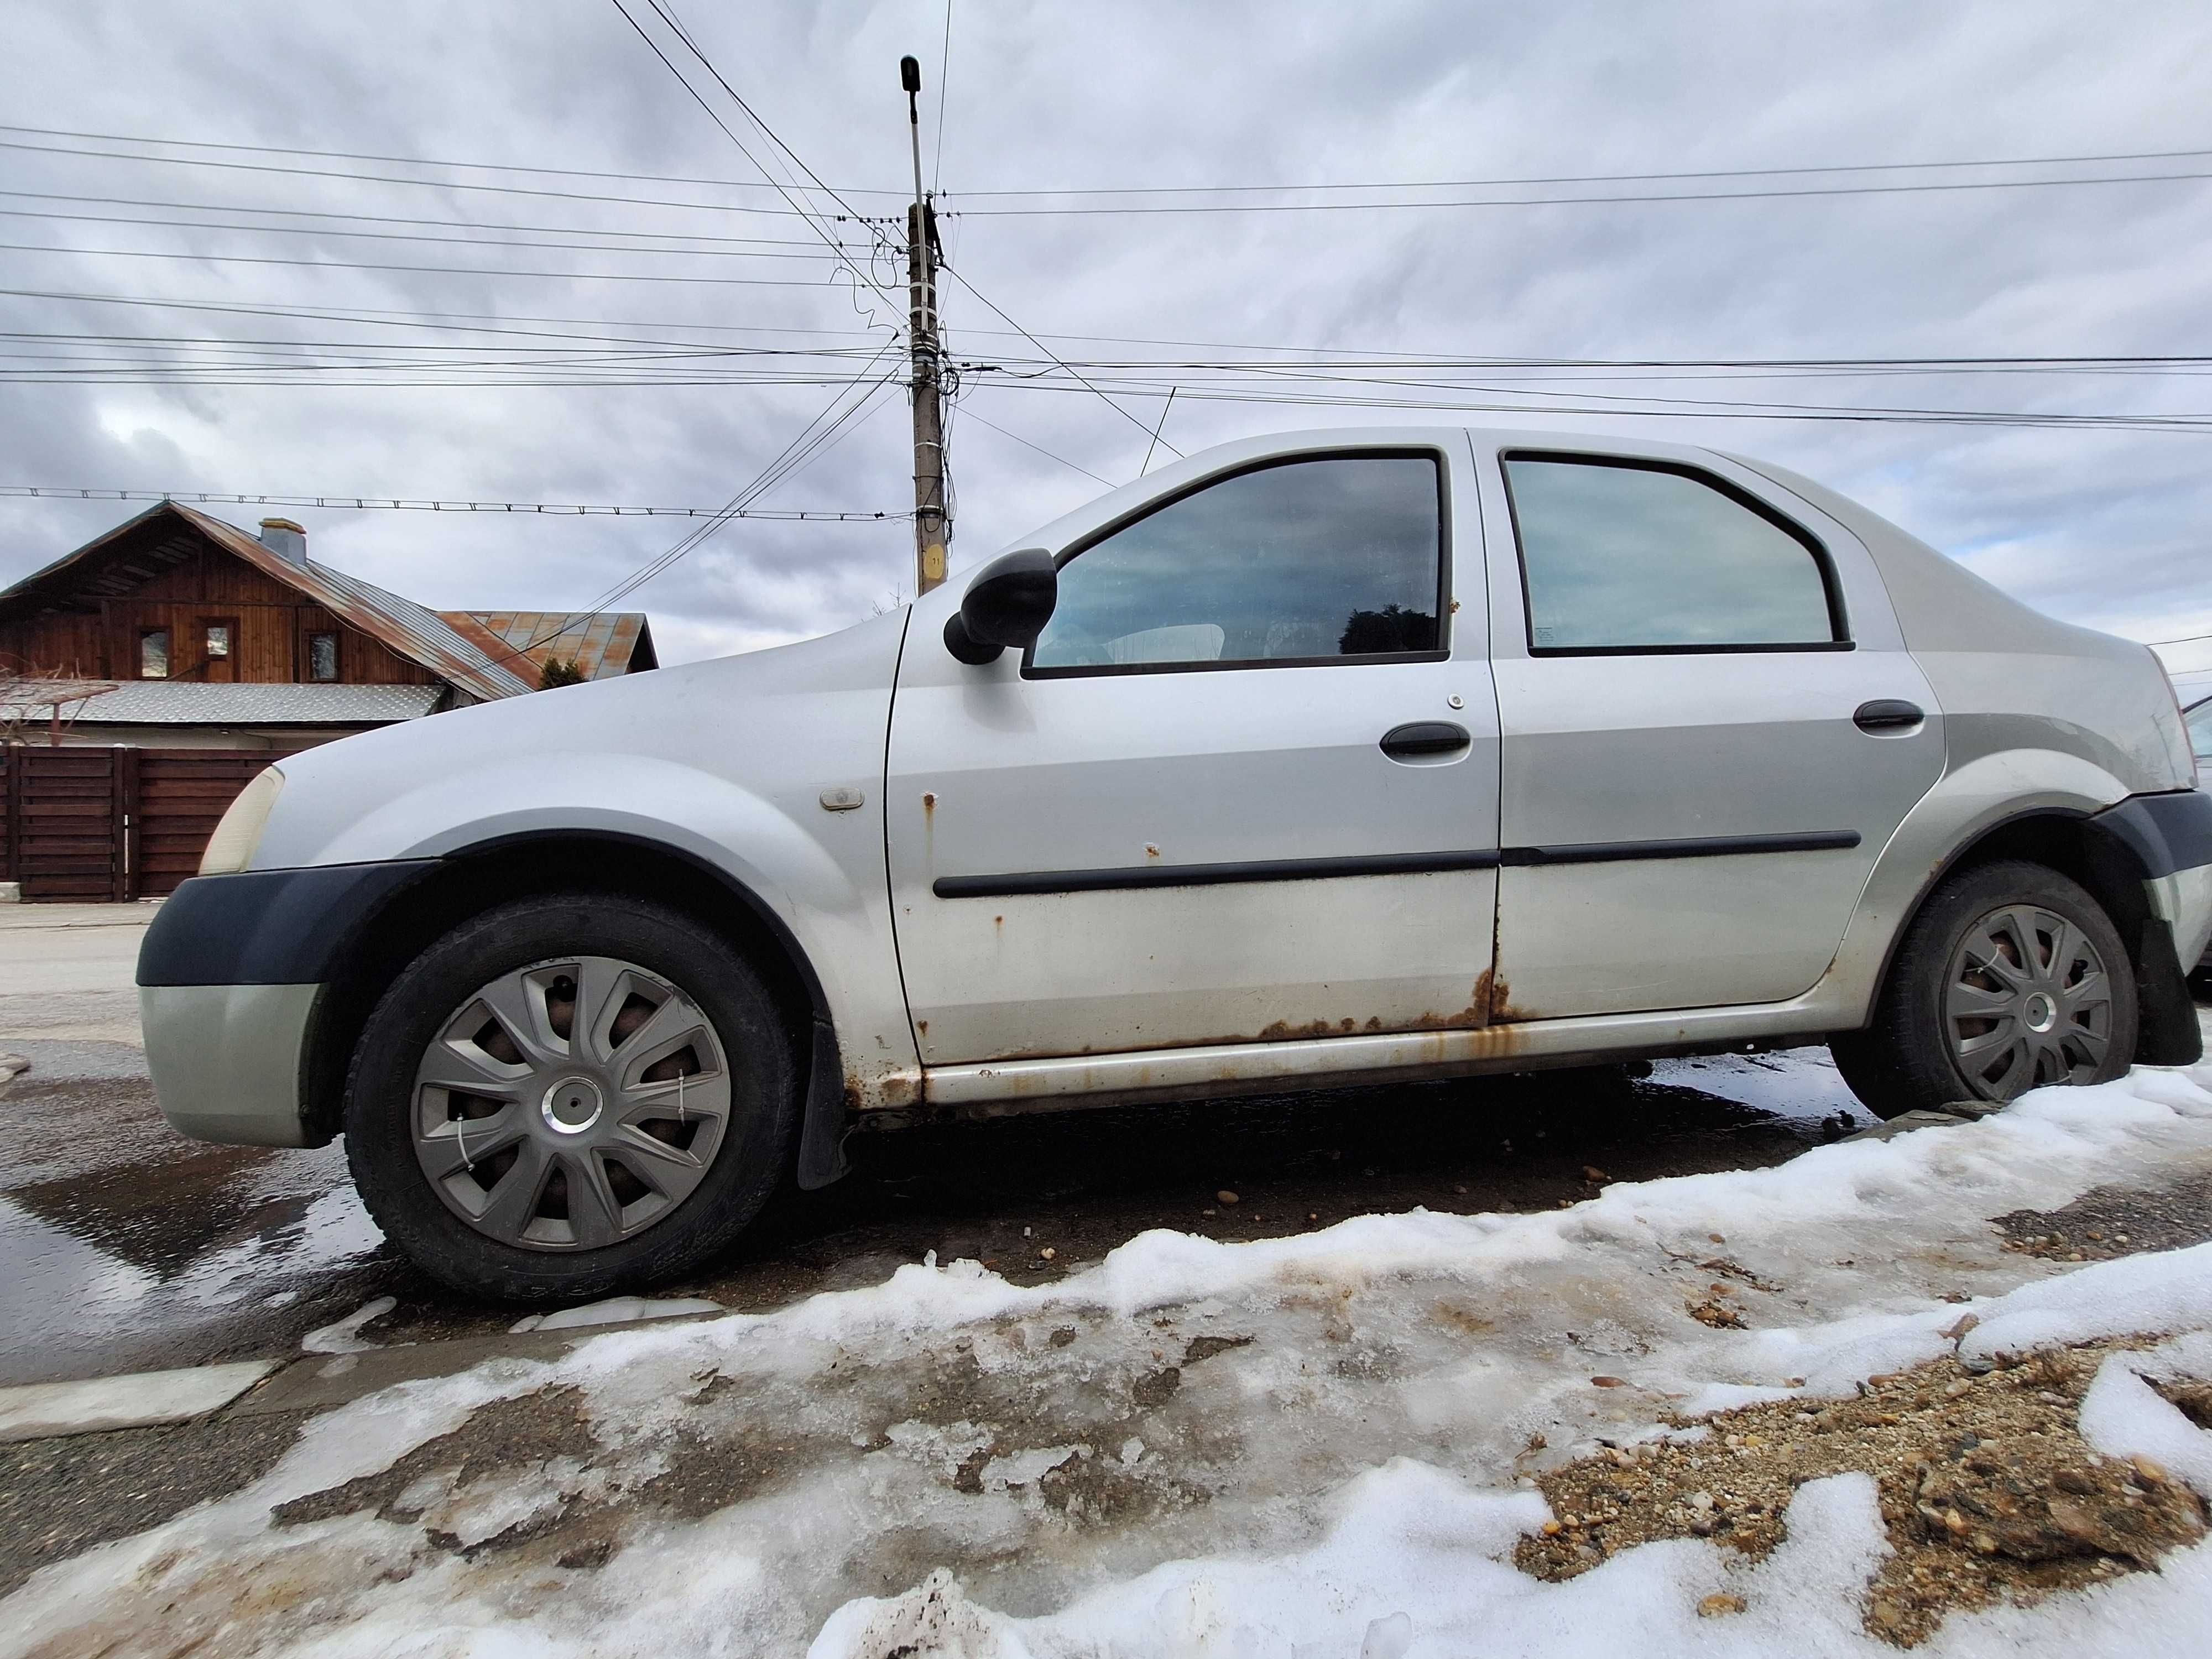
{"left": 943, "top": 547, "right": 1057, "bottom": 665}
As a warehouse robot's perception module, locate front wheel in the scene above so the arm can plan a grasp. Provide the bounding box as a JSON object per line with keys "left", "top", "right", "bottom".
{"left": 1831, "top": 859, "right": 2136, "bottom": 1120}
{"left": 345, "top": 893, "right": 800, "bottom": 1302}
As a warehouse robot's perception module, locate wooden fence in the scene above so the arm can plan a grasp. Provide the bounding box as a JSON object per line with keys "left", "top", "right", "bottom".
{"left": 0, "top": 747, "right": 295, "bottom": 901}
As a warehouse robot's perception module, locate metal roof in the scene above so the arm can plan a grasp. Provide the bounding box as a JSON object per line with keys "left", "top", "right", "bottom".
{"left": 436, "top": 611, "right": 654, "bottom": 680}
{"left": 68, "top": 681, "right": 445, "bottom": 725}
{"left": 0, "top": 501, "right": 661, "bottom": 701}
{"left": 170, "top": 505, "right": 538, "bottom": 701}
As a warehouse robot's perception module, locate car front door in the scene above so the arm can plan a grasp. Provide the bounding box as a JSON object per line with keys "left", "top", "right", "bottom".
{"left": 1477, "top": 444, "right": 1945, "bottom": 1020}
{"left": 886, "top": 440, "right": 1501, "bottom": 1065}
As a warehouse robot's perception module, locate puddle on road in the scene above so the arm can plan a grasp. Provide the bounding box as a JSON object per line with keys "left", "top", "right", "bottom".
{"left": 0, "top": 1046, "right": 1860, "bottom": 1385}
{"left": 0, "top": 1194, "right": 163, "bottom": 1341}
{"left": 0, "top": 1140, "right": 393, "bottom": 1386}
{"left": 1646, "top": 1050, "right": 1864, "bottom": 1126}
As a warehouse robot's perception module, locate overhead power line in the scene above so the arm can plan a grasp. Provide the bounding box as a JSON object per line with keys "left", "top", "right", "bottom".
{"left": 0, "top": 136, "right": 883, "bottom": 222}
{"left": 941, "top": 263, "right": 1181, "bottom": 465}
{"left": 9, "top": 288, "right": 2210, "bottom": 379}
{"left": 933, "top": 0, "right": 954, "bottom": 191}
{"left": 11, "top": 121, "right": 2204, "bottom": 208}
{"left": 971, "top": 374, "right": 2212, "bottom": 434}
{"left": 0, "top": 202, "right": 866, "bottom": 259}
{"left": 953, "top": 406, "right": 1115, "bottom": 487}
{"left": 0, "top": 286, "right": 893, "bottom": 345}
{"left": 0, "top": 187, "right": 857, "bottom": 247}
{"left": 0, "top": 485, "right": 905, "bottom": 519}
{"left": 475, "top": 344, "right": 907, "bottom": 671}
{"left": 604, "top": 0, "right": 906, "bottom": 316}
{"left": 0, "top": 122, "right": 907, "bottom": 198}
{"left": 940, "top": 167, "right": 2212, "bottom": 216}
{"left": 938, "top": 143, "right": 2212, "bottom": 197}
{"left": 0, "top": 241, "right": 857, "bottom": 287}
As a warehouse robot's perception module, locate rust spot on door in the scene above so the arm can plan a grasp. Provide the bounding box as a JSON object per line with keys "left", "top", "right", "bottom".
{"left": 1255, "top": 1016, "right": 1361, "bottom": 1041}
{"left": 1399, "top": 972, "right": 1496, "bottom": 1033}
{"left": 921, "top": 791, "right": 936, "bottom": 816}
{"left": 1486, "top": 967, "right": 1528, "bottom": 1024}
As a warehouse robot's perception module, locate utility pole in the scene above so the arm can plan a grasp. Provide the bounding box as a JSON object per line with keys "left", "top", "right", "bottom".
{"left": 901, "top": 54, "right": 948, "bottom": 595}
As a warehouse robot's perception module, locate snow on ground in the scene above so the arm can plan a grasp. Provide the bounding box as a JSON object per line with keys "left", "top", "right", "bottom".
{"left": 9, "top": 1065, "right": 2212, "bottom": 1658}
{"left": 513, "top": 1295, "right": 728, "bottom": 1333}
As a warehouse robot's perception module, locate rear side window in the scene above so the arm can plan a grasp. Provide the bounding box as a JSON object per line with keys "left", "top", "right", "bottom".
{"left": 1502, "top": 455, "right": 1842, "bottom": 653}
{"left": 1028, "top": 454, "right": 1444, "bottom": 674}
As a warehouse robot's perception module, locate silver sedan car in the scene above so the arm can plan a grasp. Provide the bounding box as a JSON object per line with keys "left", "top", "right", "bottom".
{"left": 138, "top": 428, "right": 2212, "bottom": 1298}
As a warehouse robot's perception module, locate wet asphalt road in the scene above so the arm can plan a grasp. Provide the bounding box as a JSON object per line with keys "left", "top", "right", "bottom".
{"left": 0, "top": 1027, "right": 1864, "bottom": 1387}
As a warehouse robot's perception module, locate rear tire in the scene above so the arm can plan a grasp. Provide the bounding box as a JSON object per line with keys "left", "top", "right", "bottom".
{"left": 345, "top": 893, "right": 800, "bottom": 1302}
{"left": 1832, "top": 859, "right": 2135, "bottom": 1120}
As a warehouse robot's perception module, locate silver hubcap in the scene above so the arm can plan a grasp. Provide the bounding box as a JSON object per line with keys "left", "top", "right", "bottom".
{"left": 1944, "top": 904, "right": 2112, "bottom": 1099}
{"left": 411, "top": 955, "right": 733, "bottom": 1251}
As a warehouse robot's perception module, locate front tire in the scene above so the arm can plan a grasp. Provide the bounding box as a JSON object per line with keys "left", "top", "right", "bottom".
{"left": 1832, "top": 859, "right": 2136, "bottom": 1120}
{"left": 345, "top": 893, "right": 800, "bottom": 1302}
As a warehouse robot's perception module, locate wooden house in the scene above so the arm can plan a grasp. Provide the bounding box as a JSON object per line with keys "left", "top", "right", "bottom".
{"left": 0, "top": 502, "right": 655, "bottom": 898}
{"left": 0, "top": 501, "right": 655, "bottom": 750}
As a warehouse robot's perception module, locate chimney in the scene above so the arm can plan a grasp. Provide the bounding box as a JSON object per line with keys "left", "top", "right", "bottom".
{"left": 258, "top": 517, "right": 307, "bottom": 565}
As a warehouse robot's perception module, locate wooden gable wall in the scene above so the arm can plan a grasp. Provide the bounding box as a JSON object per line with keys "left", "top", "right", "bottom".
{"left": 0, "top": 541, "right": 436, "bottom": 686}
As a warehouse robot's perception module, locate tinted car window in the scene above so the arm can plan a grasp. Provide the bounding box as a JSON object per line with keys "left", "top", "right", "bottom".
{"left": 1504, "top": 456, "right": 1838, "bottom": 651}
{"left": 1029, "top": 455, "right": 1442, "bottom": 672}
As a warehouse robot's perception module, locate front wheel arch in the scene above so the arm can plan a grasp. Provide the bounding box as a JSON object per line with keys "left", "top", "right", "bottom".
{"left": 302, "top": 833, "right": 836, "bottom": 1166}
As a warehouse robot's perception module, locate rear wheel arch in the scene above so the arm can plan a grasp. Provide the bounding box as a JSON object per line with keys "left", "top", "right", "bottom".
{"left": 1864, "top": 806, "right": 2185, "bottom": 1064}
{"left": 303, "top": 832, "right": 833, "bottom": 1154}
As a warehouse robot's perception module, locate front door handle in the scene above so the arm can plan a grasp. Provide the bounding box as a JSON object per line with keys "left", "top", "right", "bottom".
{"left": 1380, "top": 721, "right": 1471, "bottom": 760}
{"left": 1853, "top": 698, "right": 1924, "bottom": 733}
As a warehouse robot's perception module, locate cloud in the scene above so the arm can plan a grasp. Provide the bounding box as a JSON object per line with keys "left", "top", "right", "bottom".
{"left": 2, "top": 0, "right": 2208, "bottom": 685}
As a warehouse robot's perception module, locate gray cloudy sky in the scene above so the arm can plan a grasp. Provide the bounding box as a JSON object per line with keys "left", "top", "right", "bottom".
{"left": 4, "top": 0, "right": 2210, "bottom": 690}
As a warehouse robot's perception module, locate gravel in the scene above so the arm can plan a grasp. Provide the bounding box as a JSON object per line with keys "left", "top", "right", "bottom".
{"left": 1514, "top": 1339, "right": 2209, "bottom": 1647}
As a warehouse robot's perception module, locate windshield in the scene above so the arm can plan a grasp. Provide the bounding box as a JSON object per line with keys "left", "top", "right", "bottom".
{"left": 2187, "top": 696, "right": 2212, "bottom": 768}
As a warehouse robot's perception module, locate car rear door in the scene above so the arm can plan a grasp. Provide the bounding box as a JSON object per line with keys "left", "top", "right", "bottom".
{"left": 885, "top": 439, "right": 1501, "bottom": 1065}
{"left": 1474, "top": 442, "right": 1944, "bottom": 1019}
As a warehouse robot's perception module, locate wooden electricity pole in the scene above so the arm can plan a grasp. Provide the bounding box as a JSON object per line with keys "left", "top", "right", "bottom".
{"left": 901, "top": 54, "right": 948, "bottom": 595}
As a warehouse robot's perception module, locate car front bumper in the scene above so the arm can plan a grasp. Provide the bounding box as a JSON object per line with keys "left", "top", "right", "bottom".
{"left": 139, "top": 982, "right": 322, "bottom": 1146}
{"left": 137, "top": 860, "right": 436, "bottom": 1147}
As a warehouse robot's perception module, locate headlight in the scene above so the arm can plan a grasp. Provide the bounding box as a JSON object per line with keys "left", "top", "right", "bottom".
{"left": 199, "top": 765, "right": 286, "bottom": 875}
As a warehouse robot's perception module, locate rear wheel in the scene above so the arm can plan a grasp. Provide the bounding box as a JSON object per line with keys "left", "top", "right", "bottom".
{"left": 1832, "top": 859, "right": 2135, "bottom": 1119}
{"left": 345, "top": 893, "right": 800, "bottom": 1301}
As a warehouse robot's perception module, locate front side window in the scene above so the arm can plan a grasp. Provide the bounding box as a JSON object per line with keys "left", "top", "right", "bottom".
{"left": 204, "top": 623, "right": 231, "bottom": 659}
{"left": 1028, "top": 454, "right": 1444, "bottom": 674}
{"left": 1503, "top": 455, "right": 1841, "bottom": 653}
{"left": 308, "top": 632, "right": 339, "bottom": 682}
{"left": 139, "top": 629, "right": 170, "bottom": 679}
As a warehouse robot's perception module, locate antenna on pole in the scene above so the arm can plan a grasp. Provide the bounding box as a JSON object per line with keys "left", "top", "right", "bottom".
{"left": 901, "top": 54, "right": 947, "bottom": 595}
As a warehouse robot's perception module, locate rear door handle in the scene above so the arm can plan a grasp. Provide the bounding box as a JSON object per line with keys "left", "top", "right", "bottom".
{"left": 1853, "top": 698, "right": 1924, "bottom": 733}
{"left": 1380, "top": 721, "right": 1471, "bottom": 759}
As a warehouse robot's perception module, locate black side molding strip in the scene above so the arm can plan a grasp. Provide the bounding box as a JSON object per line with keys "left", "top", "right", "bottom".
{"left": 1503, "top": 830, "right": 1861, "bottom": 867}
{"left": 932, "top": 831, "right": 1862, "bottom": 898}
{"left": 932, "top": 849, "right": 1503, "bottom": 899}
